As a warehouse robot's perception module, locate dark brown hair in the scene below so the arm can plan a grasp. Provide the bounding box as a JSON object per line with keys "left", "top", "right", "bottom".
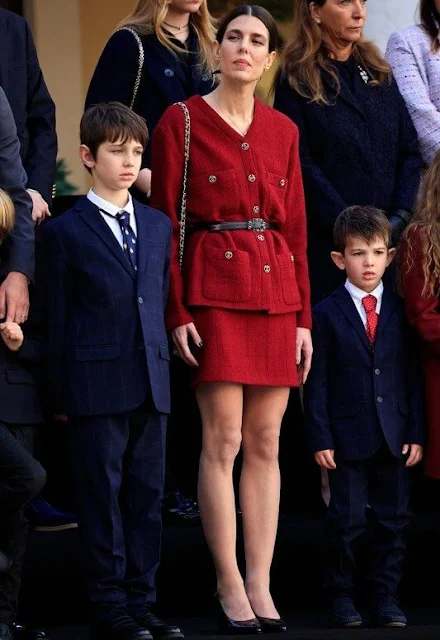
{"left": 280, "top": 0, "right": 391, "bottom": 105}
{"left": 420, "top": 0, "right": 440, "bottom": 51}
{"left": 80, "top": 102, "right": 148, "bottom": 159}
{"left": 216, "top": 5, "right": 279, "bottom": 52}
{"left": 333, "top": 205, "right": 391, "bottom": 253}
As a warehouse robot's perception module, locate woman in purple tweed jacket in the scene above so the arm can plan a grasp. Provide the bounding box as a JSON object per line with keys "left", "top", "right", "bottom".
{"left": 386, "top": 0, "right": 440, "bottom": 166}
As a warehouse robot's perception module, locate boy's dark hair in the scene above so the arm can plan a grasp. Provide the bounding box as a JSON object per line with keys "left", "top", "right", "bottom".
{"left": 80, "top": 102, "right": 148, "bottom": 160}
{"left": 333, "top": 205, "right": 391, "bottom": 253}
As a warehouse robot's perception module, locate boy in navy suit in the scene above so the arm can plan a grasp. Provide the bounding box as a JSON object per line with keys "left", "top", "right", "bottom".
{"left": 304, "top": 206, "right": 424, "bottom": 629}
{"left": 43, "top": 103, "right": 182, "bottom": 640}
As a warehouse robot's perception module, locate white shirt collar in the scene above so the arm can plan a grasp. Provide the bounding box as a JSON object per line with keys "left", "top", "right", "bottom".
{"left": 345, "top": 279, "right": 383, "bottom": 304}
{"left": 87, "top": 188, "right": 134, "bottom": 217}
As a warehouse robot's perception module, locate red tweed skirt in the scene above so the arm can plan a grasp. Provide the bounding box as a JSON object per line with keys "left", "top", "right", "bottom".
{"left": 190, "top": 307, "right": 298, "bottom": 388}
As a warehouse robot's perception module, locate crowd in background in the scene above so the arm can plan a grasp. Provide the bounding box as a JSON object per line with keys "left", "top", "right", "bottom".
{"left": 1, "top": 1, "right": 440, "bottom": 639}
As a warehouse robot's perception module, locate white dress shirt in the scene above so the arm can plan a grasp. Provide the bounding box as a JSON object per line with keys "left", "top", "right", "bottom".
{"left": 345, "top": 280, "right": 383, "bottom": 328}
{"left": 87, "top": 188, "right": 137, "bottom": 249}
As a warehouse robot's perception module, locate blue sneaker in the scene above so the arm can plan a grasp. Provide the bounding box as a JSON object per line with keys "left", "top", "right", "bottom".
{"left": 371, "top": 598, "right": 407, "bottom": 628}
{"left": 329, "top": 597, "right": 362, "bottom": 628}
{"left": 27, "top": 496, "right": 78, "bottom": 532}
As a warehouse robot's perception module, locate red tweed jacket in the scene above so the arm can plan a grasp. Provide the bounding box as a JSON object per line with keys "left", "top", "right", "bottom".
{"left": 151, "top": 95, "right": 311, "bottom": 331}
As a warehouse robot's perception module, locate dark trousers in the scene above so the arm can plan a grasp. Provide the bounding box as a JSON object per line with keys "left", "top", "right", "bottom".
{"left": 68, "top": 405, "right": 166, "bottom": 619}
{"left": 0, "top": 423, "right": 46, "bottom": 624}
{"left": 325, "top": 445, "right": 411, "bottom": 601}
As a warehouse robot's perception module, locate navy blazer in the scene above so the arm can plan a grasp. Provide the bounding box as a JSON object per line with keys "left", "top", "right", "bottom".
{"left": 274, "top": 67, "right": 421, "bottom": 302}
{"left": 85, "top": 28, "right": 213, "bottom": 169}
{"left": 0, "top": 9, "right": 57, "bottom": 205}
{"left": 303, "top": 284, "right": 425, "bottom": 461}
{"left": 43, "top": 197, "right": 172, "bottom": 417}
{"left": 0, "top": 293, "right": 44, "bottom": 425}
{"left": 0, "top": 87, "right": 34, "bottom": 282}
{"left": 274, "top": 69, "right": 421, "bottom": 232}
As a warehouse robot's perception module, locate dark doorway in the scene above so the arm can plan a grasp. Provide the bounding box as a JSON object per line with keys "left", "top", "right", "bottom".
{"left": 0, "top": 0, "right": 23, "bottom": 14}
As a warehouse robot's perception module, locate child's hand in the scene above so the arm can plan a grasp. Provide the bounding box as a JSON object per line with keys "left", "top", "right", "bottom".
{"left": 0, "top": 321, "right": 24, "bottom": 351}
{"left": 402, "top": 443, "right": 423, "bottom": 467}
{"left": 314, "top": 449, "right": 336, "bottom": 469}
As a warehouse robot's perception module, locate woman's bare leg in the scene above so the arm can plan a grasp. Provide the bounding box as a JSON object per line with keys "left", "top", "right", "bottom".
{"left": 196, "top": 382, "right": 254, "bottom": 620}
{"left": 240, "top": 386, "right": 290, "bottom": 618}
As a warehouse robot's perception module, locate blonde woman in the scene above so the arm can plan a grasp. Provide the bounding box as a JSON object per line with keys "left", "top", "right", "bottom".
{"left": 274, "top": 0, "right": 421, "bottom": 306}
{"left": 86, "top": 0, "right": 216, "bottom": 200}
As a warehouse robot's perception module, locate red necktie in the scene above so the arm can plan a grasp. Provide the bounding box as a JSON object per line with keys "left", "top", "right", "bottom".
{"left": 362, "top": 294, "right": 379, "bottom": 345}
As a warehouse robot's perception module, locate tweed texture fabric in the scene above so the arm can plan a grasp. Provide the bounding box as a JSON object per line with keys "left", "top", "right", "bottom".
{"left": 387, "top": 24, "right": 440, "bottom": 166}
{"left": 151, "top": 95, "right": 311, "bottom": 386}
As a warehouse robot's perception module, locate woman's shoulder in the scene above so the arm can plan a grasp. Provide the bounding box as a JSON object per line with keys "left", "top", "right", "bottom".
{"left": 387, "top": 24, "right": 432, "bottom": 51}
{"left": 99, "top": 27, "right": 145, "bottom": 58}
{"left": 257, "top": 99, "right": 299, "bottom": 138}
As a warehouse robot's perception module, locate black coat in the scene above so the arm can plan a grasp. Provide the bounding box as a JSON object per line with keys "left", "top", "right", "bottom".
{"left": 274, "top": 61, "right": 421, "bottom": 304}
{"left": 85, "top": 27, "right": 214, "bottom": 170}
{"left": 0, "top": 87, "right": 34, "bottom": 282}
{"left": 0, "top": 9, "right": 57, "bottom": 206}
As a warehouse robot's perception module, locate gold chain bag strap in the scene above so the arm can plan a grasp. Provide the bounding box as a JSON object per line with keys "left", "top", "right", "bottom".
{"left": 175, "top": 102, "right": 191, "bottom": 270}
{"left": 118, "top": 27, "right": 145, "bottom": 109}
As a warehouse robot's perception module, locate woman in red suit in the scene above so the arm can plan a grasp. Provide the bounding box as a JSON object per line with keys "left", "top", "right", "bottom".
{"left": 151, "top": 5, "right": 312, "bottom": 633}
{"left": 401, "top": 152, "right": 440, "bottom": 480}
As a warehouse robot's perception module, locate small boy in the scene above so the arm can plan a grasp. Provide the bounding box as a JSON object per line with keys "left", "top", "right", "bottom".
{"left": 0, "top": 188, "right": 47, "bottom": 640}
{"left": 43, "top": 103, "right": 181, "bottom": 640}
{"left": 304, "top": 206, "right": 424, "bottom": 629}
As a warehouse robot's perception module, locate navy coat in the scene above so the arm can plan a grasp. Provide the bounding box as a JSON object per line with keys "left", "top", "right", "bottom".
{"left": 43, "top": 197, "right": 172, "bottom": 417}
{"left": 0, "top": 301, "right": 44, "bottom": 425}
{"left": 274, "top": 65, "right": 421, "bottom": 303}
{"left": 0, "top": 9, "right": 57, "bottom": 206}
{"left": 303, "top": 284, "right": 425, "bottom": 461}
{"left": 85, "top": 28, "right": 213, "bottom": 170}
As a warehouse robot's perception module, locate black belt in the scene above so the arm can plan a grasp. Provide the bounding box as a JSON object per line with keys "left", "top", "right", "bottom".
{"left": 189, "top": 218, "right": 276, "bottom": 232}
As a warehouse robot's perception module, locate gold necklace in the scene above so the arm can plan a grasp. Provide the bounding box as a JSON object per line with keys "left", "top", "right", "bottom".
{"left": 213, "top": 97, "right": 253, "bottom": 137}
{"left": 163, "top": 20, "right": 189, "bottom": 31}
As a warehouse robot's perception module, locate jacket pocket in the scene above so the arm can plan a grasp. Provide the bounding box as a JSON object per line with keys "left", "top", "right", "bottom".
{"left": 187, "top": 168, "right": 239, "bottom": 217}
{"left": 276, "top": 253, "right": 301, "bottom": 306}
{"left": 266, "top": 171, "right": 287, "bottom": 210}
{"left": 6, "top": 367, "right": 36, "bottom": 385}
{"left": 76, "top": 345, "right": 120, "bottom": 362}
{"left": 202, "top": 248, "right": 251, "bottom": 303}
{"left": 329, "top": 403, "right": 361, "bottom": 418}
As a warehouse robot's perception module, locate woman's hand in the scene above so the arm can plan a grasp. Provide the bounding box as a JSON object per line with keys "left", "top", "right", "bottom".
{"left": 134, "top": 168, "right": 152, "bottom": 196}
{"left": 296, "top": 327, "right": 313, "bottom": 385}
{"left": 172, "top": 322, "right": 203, "bottom": 367}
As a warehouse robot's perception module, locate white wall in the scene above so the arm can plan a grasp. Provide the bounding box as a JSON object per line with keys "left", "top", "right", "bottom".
{"left": 364, "top": 0, "right": 419, "bottom": 52}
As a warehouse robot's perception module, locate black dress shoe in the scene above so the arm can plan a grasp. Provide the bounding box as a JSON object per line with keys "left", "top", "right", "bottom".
{"left": 329, "top": 597, "right": 362, "bottom": 628}
{"left": 132, "top": 608, "right": 184, "bottom": 639}
{"left": 215, "top": 597, "right": 262, "bottom": 635}
{"left": 0, "top": 552, "right": 11, "bottom": 572}
{"left": 255, "top": 616, "right": 288, "bottom": 633}
{"left": 0, "top": 623, "right": 13, "bottom": 640}
{"left": 13, "top": 624, "right": 49, "bottom": 639}
{"left": 90, "top": 615, "right": 152, "bottom": 640}
{"left": 370, "top": 598, "right": 407, "bottom": 628}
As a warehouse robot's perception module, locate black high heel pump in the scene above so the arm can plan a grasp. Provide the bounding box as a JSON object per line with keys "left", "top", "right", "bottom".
{"left": 215, "top": 595, "right": 262, "bottom": 635}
